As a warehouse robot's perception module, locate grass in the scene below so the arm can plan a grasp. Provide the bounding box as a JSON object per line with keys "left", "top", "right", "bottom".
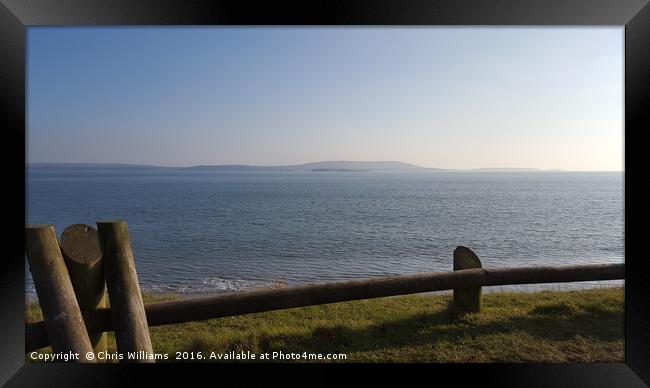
{"left": 26, "top": 287, "right": 623, "bottom": 363}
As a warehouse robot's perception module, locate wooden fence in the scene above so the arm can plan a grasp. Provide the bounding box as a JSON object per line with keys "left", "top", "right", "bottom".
{"left": 24, "top": 221, "right": 625, "bottom": 360}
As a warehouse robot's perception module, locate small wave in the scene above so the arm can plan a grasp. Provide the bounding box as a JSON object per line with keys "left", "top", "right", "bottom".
{"left": 200, "top": 278, "right": 284, "bottom": 292}
{"left": 142, "top": 277, "right": 285, "bottom": 295}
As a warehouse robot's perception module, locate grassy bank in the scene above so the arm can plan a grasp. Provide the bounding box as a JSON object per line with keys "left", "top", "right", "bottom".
{"left": 26, "top": 287, "right": 623, "bottom": 362}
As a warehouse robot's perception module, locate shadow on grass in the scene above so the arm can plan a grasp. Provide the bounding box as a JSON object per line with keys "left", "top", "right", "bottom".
{"left": 247, "top": 301, "right": 623, "bottom": 356}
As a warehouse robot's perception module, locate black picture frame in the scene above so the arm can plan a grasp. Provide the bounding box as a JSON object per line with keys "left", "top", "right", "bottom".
{"left": 1, "top": 0, "right": 649, "bottom": 386}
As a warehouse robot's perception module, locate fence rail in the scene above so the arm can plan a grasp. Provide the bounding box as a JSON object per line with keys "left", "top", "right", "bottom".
{"left": 25, "top": 262, "right": 624, "bottom": 352}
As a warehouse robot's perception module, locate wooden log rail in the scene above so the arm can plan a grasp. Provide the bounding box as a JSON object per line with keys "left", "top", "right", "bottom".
{"left": 25, "top": 262, "right": 624, "bottom": 352}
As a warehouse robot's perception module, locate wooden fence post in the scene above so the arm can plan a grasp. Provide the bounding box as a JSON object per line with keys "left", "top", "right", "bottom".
{"left": 25, "top": 225, "right": 96, "bottom": 362}
{"left": 453, "top": 246, "right": 482, "bottom": 313}
{"left": 60, "top": 224, "right": 107, "bottom": 355}
{"left": 96, "top": 220, "right": 154, "bottom": 363}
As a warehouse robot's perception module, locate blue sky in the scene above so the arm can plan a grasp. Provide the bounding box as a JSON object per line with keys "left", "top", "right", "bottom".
{"left": 27, "top": 27, "right": 623, "bottom": 170}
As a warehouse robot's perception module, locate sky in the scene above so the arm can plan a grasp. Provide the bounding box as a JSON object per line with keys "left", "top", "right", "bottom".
{"left": 27, "top": 27, "right": 623, "bottom": 171}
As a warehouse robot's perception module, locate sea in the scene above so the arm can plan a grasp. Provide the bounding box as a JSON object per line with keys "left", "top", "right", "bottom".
{"left": 25, "top": 168, "right": 624, "bottom": 296}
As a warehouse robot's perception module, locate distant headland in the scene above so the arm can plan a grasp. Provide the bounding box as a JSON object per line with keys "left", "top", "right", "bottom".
{"left": 28, "top": 161, "right": 435, "bottom": 172}
{"left": 27, "top": 161, "right": 571, "bottom": 172}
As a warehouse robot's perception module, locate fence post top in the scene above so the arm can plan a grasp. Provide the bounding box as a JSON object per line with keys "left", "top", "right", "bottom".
{"left": 60, "top": 224, "right": 103, "bottom": 266}
{"left": 453, "top": 246, "right": 482, "bottom": 270}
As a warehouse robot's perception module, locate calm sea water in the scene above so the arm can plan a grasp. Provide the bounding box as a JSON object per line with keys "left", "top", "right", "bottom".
{"left": 25, "top": 169, "right": 624, "bottom": 295}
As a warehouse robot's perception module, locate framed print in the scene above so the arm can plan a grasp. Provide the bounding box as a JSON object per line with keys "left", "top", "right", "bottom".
{"left": 1, "top": 0, "right": 649, "bottom": 386}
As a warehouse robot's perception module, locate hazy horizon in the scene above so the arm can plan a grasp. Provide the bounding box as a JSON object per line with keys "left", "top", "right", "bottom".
{"left": 28, "top": 27, "right": 624, "bottom": 171}
{"left": 26, "top": 160, "right": 623, "bottom": 172}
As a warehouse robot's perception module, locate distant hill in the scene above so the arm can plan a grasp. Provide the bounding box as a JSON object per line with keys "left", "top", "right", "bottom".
{"left": 291, "top": 161, "right": 429, "bottom": 171}
{"left": 188, "top": 161, "right": 436, "bottom": 172}
{"left": 188, "top": 164, "right": 289, "bottom": 171}
{"left": 28, "top": 162, "right": 566, "bottom": 173}
{"left": 471, "top": 168, "right": 541, "bottom": 172}
{"left": 310, "top": 168, "right": 369, "bottom": 172}
{"left": 29, "top": 161, "right": 432, "bottom": 171}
